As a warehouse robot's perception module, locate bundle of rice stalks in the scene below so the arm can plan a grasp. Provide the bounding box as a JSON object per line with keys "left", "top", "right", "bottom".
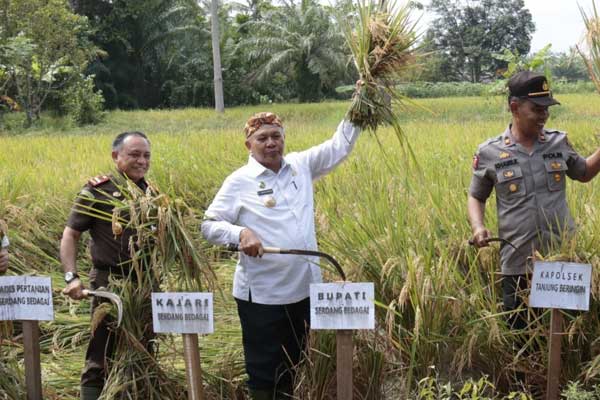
{"left": 578, "top": 0, "right": 600, "bottom": 93}
{"left": 74, "top": 176, "right": 216, "bottom": 399}
{"left": 338, "top": 0, "right": 419, "bottom": 146}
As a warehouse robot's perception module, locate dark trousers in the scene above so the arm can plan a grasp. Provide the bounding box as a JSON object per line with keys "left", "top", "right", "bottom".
{"left": 502, "top": 274, "right": 529, "bottom": 330}
{"left": 236, "top": 296, "right": 310, "bottom": 392}
{"left": 81, "top": 268, "right": 117, "bottom": 388}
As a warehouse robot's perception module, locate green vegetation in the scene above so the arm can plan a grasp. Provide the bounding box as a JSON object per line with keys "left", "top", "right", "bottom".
{"left": 1, "top": 93, "right": 600, "bottom": 398}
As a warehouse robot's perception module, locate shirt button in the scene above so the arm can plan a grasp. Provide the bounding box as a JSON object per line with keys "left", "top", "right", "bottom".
{"left": 509, "top": 183, "right": 518, "bottom": 192}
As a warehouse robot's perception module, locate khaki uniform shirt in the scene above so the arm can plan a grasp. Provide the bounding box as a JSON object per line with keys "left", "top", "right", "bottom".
{"left": 469, "top": 126, "right": 587, "bottom": 275}
{"left": 66, "top": 174, "right": 148, "bottom": 272}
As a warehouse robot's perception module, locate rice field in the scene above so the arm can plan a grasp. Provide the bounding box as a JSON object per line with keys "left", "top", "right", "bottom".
{"left": 1, "top": 93, "right": 600, "bottom": 398}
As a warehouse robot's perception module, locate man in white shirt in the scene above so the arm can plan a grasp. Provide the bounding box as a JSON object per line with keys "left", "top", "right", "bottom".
{"left": 202, "top": 111, "right": 360, "bottom": 399}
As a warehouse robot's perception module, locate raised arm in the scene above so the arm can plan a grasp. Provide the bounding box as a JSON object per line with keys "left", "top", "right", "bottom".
{"left": 298, "top": 120, "right": 361, "bottom": 180}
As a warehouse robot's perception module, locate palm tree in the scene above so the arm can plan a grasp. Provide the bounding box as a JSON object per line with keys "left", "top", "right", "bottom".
{"left": 241, "top": 0, "right": 347, "bottom": 102}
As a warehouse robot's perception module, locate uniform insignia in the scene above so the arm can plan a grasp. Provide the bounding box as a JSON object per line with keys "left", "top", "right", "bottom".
{"left": 551, "top": 161, "right": 561, "bottom": 170}
{"left": 259, "top": 181, "right": 266, "bottom": 189}
{"left": 509, "top": 184, "right": 518, "bottom": 193}
{"left": 257, "top": 188, "right": 274, "bottom": 196}
{"left": 543, "top": 81, "right": 549, "bottom": 91}
{"left": 88, "top": 175, "right": 110, "bottom": 187}
{"left": 263, "top": 195, "right": 276, "bottom": 208}
{"left": 504, "top": 137, "right": 511, "bottom": 145}
{"left": 543, "top": 152, "right": 563, "bottom": 160}
{"left": 499, "top": 152, "right": 510, "bottom": 159}
{"left": 472, "top": 154, "right": 480, "bottom": 169}
{"left": 503, "top": 170, "right": 514, "bottom": 178}
{"left": 554, "top": 173, "right": 561, "bottom": 182}
{"left": 112, "top": 191, "right": 122, "bottom": 198}
{"left": 291, "top": 168, "right": 297, "bottom": 177}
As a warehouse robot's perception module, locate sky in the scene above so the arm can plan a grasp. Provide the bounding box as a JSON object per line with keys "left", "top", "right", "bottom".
{"left": 418, "top": 0, "right": 597, "bottom": 54}
{"left": 524, "top": 0, "right": 595, "bottom": 53}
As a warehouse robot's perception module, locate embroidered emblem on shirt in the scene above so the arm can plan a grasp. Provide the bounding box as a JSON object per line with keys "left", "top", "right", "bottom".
{"left": 257, "top": 189, "right": 274, "bottom": 196}
{"left": 550, "top": 161, "right": 562, "bottom": 170}
{"left": 503, "top": 170, "right": 515, "bottom": 178}
{"left": 263, "top": 195, "right": 276, "bottom": 208}
{"left": 495, "top": 159, "right": 518, "bottom": 169}
{"left": 543, "top": 152, "right": 563, "bottom": 160}
{"left": 509, "top": 183, "right": 518, "bottom": 193}
{"left": 554, "top": 173, "right": 562, "bottom": 182}
{"left": 499, "top": 152, "right": 510, "bottom": 159}
{"left": 259, "top": 181, "right": 266, "bottom": 189}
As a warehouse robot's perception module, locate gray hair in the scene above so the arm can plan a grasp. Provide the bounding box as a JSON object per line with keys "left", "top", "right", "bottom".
{"left": 112, "top": 131, "right": 150, "bottom": 152}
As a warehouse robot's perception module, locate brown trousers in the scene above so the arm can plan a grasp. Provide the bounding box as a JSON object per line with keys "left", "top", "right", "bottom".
{"left": 81, "top": 268, "right": 116, "bottom": 388}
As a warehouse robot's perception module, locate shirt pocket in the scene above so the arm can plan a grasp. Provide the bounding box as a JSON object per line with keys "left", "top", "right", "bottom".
{"left": 544, "top": 159, "right": 568, "bottom": 192}
{"left": 495, "top": 166, "right": 526, "bottom": 199}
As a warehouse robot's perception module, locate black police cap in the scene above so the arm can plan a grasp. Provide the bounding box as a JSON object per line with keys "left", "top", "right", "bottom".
{"left": 508, "top": 71, "right": 560, "bottom": 107}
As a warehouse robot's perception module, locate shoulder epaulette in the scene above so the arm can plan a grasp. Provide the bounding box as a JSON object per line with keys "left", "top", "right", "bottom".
{"left": 88, "top": 175, "right": 111, "bottom": 187}
{"left": 480, "top": 136, "right": 502, "bottom": 149}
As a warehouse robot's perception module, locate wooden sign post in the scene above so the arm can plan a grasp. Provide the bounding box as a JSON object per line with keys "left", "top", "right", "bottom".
{"left": 0, "top": 276, "right": 54, "bottom": 400}
{"left": 23, "top": 320, "right": 43, "bottom": 400}
{"left": 310, "top": 282, "right": 375, "bottom": 400}
{"left": 529, "top": 261, "right": 591, "bottom": 400}
{"left": 151, "top": 292, "right": 214, "bottom": 400}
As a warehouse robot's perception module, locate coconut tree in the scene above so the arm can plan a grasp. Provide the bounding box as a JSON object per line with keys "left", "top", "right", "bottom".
{"left": 241, "top": 0, "right": 348, "bottom": 102}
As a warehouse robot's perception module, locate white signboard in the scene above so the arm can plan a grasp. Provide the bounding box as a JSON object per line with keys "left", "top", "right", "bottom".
{"left": 0, "top": 276, "right": 54, "bottom": 321}
{"left": 151, "top": 292, "right": 214, "bottom": 334}
{"left": 529, "top": 262, "right": 592, "bottom": 311}
{"left": 310, "top": 282, "right": 375, "bottom": 330}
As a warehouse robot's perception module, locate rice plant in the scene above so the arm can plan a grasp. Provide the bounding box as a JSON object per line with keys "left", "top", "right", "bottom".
{"left": 337, "top": 0, "right": 420, "bottom": 153}
{"left": 578, "top": 0, "right": 600, "bottom": 94}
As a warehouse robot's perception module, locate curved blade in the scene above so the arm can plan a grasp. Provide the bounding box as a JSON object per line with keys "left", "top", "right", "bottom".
{"left": 85, "top": 289, "right": 123, "bottom": 327}
{"left": 468, "top": 237, "right": 517, "bottom": 250}
{"left": 226, "top": 244, "right": 347, "bottom": 281}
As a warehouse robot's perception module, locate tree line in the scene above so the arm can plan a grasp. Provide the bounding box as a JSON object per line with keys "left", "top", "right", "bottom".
{"left": 0, "top": 0, "right": 591, "bottom": 127}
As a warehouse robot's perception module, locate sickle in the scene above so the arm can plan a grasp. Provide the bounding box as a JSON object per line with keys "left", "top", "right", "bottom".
{"left": 227, "top": 244, "right": 346, "bottom": 281}
{"left": 82, "top": 287, "right": 123, "bottom": 327}
{"left": 468, "top": 237, "right": 517, "bottom": 250}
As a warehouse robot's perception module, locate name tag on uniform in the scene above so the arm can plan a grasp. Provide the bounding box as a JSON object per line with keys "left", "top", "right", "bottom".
{"left": 257, "top": 189, "right": 274, "bottom": 196}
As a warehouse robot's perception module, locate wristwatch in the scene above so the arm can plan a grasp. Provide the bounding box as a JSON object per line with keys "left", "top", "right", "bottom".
{"left": 64, "top": 271, "right": 80, "bottom": 284}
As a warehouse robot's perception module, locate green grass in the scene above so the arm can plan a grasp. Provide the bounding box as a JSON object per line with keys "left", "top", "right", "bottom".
{"left": 1, "top": 93, "right": 600, "bottom": 398}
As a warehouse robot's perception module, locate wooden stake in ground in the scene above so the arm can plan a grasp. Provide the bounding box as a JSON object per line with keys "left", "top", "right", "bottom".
{"left": 183, "top": 333, "right": 204, "bottom": 400}
{"left": 336, "top": 329, "right": 353, "bottom": 400}
{"left": 546, "top": 309, "right": 563, "bottom": 400}
{"left": 23, "top": 320, "right": 43, "bottom": 400}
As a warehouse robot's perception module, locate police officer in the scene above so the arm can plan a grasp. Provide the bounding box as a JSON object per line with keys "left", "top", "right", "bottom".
{"left": 468, "top": 71, "right": 600, "bottom": 329}
{"left": 60, "top": 131, "right": 151, "bottom": 400}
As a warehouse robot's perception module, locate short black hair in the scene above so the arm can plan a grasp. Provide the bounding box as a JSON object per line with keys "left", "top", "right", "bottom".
{"left": 112, "top": 131, "right": 149, "bottom": 151}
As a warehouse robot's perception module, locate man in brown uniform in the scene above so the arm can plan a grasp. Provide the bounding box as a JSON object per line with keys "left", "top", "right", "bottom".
{"left": 61, "top": 131, "right": 151, "bottom": 400}
{"left": 468, "top": 71, "right": 600, "bottom": 329}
